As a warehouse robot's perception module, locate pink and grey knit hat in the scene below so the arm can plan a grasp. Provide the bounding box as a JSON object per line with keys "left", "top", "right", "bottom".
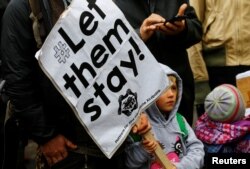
{"left": 205, "top": 84, "right": 246, "bottom": 123}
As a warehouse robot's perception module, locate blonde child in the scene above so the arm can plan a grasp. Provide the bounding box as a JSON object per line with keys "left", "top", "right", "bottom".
{"left": 125, "top": 64, "right": 204, "bottom": 169}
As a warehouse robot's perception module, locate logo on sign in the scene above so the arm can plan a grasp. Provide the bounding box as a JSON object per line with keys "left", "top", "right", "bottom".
{"left": 118, "top": 89, "right": 138, "bottom": 116}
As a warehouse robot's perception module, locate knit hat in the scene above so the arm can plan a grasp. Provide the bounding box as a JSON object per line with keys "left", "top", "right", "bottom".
{"left": 205, "top": 84, "right": 246, "bottom": 123}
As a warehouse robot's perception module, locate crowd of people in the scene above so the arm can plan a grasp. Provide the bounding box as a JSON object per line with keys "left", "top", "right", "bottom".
{"left": 0, "top": 0, "right": 249, "bottom": 169}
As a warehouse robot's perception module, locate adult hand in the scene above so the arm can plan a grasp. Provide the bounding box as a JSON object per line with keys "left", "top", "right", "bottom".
{"left": 140, "top": 13, "right": 165, "bottom": 42}
{"left": 40, "top": 134, "right": 77, "bottom": 166}
{"left": 159, "top": 3, "right": 188, "bottom": 35}
{"left": 132, "top": 113, "right": 151, "bottom": 135}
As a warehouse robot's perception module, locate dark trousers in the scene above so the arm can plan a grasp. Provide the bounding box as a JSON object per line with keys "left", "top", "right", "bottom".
{"left": 0, "top": 99, "right": 6, "bottom": 168}
{"left": 2, "top": 117, "right": 27, "bottom": 169}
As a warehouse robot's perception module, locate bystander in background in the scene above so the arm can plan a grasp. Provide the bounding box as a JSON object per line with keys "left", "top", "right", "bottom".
{"left": 188, "top": 0, "right": 250, "bottom": 117}
{"left": 195, "top": 84, "right": 250, "bottom": 154}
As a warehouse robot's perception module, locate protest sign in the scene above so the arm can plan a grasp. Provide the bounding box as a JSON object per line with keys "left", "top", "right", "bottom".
{"left": 36, "top": 0, "right": 169, "bottom": 158}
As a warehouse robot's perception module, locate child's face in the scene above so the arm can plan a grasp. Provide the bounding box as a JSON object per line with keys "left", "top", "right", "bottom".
{"left": 156, "top": 77, "right": 177, "bottom": 114}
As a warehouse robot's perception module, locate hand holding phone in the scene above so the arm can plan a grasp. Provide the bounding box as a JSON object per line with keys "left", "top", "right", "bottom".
{"left": 164, "top": 15, "right": 187, "bottom": 24}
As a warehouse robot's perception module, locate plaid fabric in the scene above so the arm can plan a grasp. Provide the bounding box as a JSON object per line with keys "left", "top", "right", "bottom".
{"left": 194, "top": 113, "right": 250, "bottom": 152}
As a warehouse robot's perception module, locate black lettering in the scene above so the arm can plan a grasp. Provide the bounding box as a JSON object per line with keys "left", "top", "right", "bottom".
{"left": 71, "top": 62, "right": 96, "bottom": 88}
{"left": 58, "top": 27, "right": 85, "bottom": 53}
{"left": 79, "top": 11, "right": 98, "bottom": 36}
{"left": 129, "top": 37, "right": 145, "bottom": 60}
{"left": 120, "top": 49, "right": 138, "bottom": 76}
{"left": 103, "top": 19, "right": 129, "bottom": 54}
{"left": 91, "top": 44, "right": 109, "bottom": 68}
{"left": 84, "top": 98, "right": 101, "bottom": 121}
{"left": 107, "top": 66, "right": 127, "bottom": 92}
{"left": 129, "top": 37, "right": 141, "bottom": 55}
{"left": 93, "top": 82, "right": 110, "bottom": 105}
{"left": 63, "top": 74, "right": 81, "bottom": 98}
{"left": 86, "top": 0, "right": 106, "bottom": 19}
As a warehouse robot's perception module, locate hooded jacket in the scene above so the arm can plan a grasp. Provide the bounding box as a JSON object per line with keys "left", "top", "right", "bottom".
{"left": 125, "top": 65, "right": 204, "bottom": 169}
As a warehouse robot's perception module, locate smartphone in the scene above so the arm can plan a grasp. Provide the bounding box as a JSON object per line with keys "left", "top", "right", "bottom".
{"left": 165, "top": 15, "right": 187, "bottom": 24}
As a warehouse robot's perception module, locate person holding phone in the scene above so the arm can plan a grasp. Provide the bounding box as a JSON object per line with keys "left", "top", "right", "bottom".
{"left": 187, "top": 0, "right": 250, "bottom": 119}
{"left": 113, "top": 0, "right": 202, "bottom": 126}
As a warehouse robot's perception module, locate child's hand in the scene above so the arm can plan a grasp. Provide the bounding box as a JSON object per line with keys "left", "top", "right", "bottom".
{"left": 142, "top": 139, "right": 157, "bottom": 154}
{"left": 132, "top": 113, "right": 151, "bottom": 135}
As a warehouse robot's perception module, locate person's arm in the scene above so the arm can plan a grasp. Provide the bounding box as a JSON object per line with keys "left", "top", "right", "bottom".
{"left": 2, "top": 1, "right": 78, "bottom": 166}
{"left": 178, "top": 3, "right": 203, "bottom": 48}
{"left": 190, "top": 0, "right": 205, "bottom": 22}
{"left": 156, "top": 1, "right": 203, "bottom": 48}
{"left": 140, "top": 3, "right": 202, "bottom": 48}
{"left": 1, "top": 0, "right": 55, "bottom": 144}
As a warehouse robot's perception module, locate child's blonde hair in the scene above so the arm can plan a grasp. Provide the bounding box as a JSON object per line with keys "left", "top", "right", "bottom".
{"left": 168, "top": 75, "right": 177, "bottom": 88}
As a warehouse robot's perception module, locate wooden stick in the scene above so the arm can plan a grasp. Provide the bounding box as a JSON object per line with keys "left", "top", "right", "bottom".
{"left": 142, "top": 129, "right": 175, "bottom": 169}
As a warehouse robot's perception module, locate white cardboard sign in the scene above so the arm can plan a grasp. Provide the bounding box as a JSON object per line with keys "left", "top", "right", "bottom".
{"left": 36, "top": 0, "right": 169, "bottom": 158}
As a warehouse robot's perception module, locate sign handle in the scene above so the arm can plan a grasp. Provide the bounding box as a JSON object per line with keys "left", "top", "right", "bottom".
{"left": 142, "top": 129, "right": 175, "bottom": 169}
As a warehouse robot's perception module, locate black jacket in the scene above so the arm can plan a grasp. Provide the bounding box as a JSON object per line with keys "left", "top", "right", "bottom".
{"left": 114, "top": 0, "right": 202, "bottom": 84}
{"left": 1, "top": 0, "right": 92, "bottom": 147}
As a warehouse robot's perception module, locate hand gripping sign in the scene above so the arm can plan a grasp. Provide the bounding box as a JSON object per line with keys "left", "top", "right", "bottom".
{"left": 36, "top": 0, "right": 171, "bottom": 164}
